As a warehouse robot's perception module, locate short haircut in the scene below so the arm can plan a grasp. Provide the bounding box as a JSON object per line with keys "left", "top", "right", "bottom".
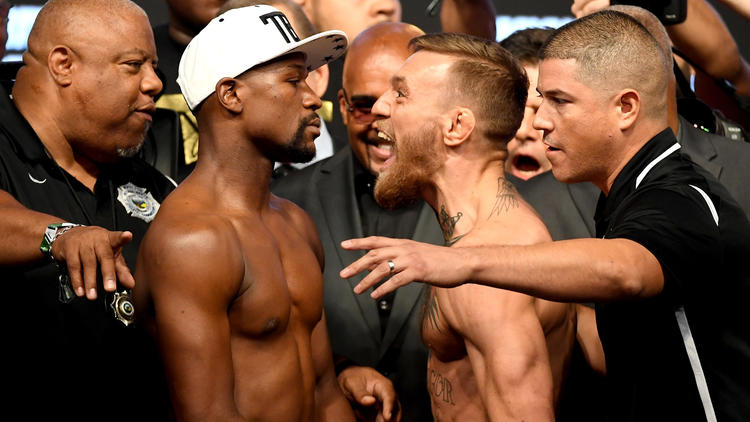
{"left": 500, "top": 27, "right": 554, "bottom": 66}
{"left": 410, "top": 33, "right": 528, "bottom": 145}
{"left": 540, "top": 10, "right": 668, "bottom": 118}
{"left": 607, "top": 5, "right": 674, "bottom": 70}
{"left": 218, "top": 0, "right": 316, "bottom": 37}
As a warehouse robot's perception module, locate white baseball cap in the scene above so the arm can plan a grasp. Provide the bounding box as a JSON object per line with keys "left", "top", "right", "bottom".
{"left": 177, "top": 5, "right": 348, "bottom": 110}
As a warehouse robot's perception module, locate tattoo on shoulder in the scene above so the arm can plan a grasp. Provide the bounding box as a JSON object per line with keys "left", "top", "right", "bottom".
{"left": 439, "top": 205, "right": 464, "bottom": 246}
{"left": 489, "top": 177, "right": 519, "bottom": 218}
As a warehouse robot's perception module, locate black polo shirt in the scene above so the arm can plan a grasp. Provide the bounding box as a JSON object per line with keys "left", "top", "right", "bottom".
{"left": 594, "top": 128, "right": 750, "bottom": 421}
{"left": 0, "top": 87, "right": 175, "bottom": 420}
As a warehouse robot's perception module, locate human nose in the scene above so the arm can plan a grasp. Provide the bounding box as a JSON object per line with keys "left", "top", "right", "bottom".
{"left": 533, "top": 99, "right": 552, "bottom": 133}
{"left": 371, "top": 91, "right": 391, "bottom": 120}
{"left": 516, "top": 107, "right": 541, "bottom": 143}
{"left": 142, "top": 65, "right": 163, "bottom": 97}
{"left": 370, "top": 0, "right": 401, "bottom": 21}
{"left": 303, "top": 81, "right": 323, "bottom": 111}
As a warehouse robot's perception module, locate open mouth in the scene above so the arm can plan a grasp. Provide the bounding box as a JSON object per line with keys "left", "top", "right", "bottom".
{"left": 514, "top": 154, "right": 541, "bottom": 173}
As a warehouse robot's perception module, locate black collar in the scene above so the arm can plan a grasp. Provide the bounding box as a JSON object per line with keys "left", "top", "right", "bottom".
{"left": 0, "top": 85, "right": 52, "bottom": 164}
{"left": 594, "top": 128, "right": 679, "bottom": 230}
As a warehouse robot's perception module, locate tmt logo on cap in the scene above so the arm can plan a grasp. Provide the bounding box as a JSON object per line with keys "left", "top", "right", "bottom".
{"left": 177, "top": 5, "right": 348, "bottom": 110}
{"left": 260, "top": 11, "right": 300, "bottom": 44}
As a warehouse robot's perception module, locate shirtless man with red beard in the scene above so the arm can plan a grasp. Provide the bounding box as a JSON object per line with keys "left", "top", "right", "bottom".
{"left": 350, "top": 33, "right": 576, "bottom": 421}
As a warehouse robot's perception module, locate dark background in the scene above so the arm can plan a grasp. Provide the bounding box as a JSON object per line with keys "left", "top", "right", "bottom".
{"left": 7, "top": 1, "right": 750, "bottom": 67}
{"left": 129, "top": 0, "right": 749, "bottom": 59}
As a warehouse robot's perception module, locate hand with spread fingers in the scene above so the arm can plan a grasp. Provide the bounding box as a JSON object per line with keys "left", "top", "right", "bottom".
{"left": 338, "top": 365, "right": 402, "bottom": 422}
{"left": 50, "top": 226, "right": 135, "bottom": 300}
{"left": 340, "top": 236, "right": 475, "bottom": 299}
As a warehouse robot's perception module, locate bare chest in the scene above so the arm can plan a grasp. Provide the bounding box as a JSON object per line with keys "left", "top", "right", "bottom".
{"left": 228, "top": 222, "right": 323, "bottom": 339}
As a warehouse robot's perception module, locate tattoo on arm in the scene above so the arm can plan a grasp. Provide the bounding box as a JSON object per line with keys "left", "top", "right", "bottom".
{"left": 439, "top": 205, "right": 464, "bottom": 246}
{"left": 423, "top": 287, "right": 443, "bottom": 334}
{"left": 489, "top": 178, "right": 519, "bottom": 218}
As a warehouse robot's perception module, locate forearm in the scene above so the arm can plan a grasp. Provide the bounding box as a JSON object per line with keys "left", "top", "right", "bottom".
{"left": 667, "top": 0, "right": 750, "bottom": 96}
{"left": 467, "top": 238, "right": 663, "bottom": 302}
{"left": 440, "top": 0, "right": 496, "bottom": 40}
{"left": 714, "top": 0, "right": 750, "bottom": 20}
{"left": 312, "top": 315, "right": 355, "bottom": 421}
{"left": 0, "top": 189, "right": 59, "bottom": 265}
{"left": 316, "top": 368, "right": 355, "bottom": 422}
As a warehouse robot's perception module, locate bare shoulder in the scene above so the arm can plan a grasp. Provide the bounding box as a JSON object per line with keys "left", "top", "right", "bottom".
{"left": 137, "top": 209, "right": 245, "bottom": 295}
{"left": 269, "top": 194, "right": 323, "bottom": 257}
{"left": 482, "top": 182, "right": 552, "bottom": 246}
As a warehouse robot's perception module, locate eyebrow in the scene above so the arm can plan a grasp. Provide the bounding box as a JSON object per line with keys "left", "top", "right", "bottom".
{"left": 116, "top": 48, "right": 158, "bottom": 64}
{"left": 537, "top": 87, "right": 568, "bottom": 98}
{"left": 391, "top": 75, "right": 406, "bottom": 87}
{"left": 350, "top": 94, "right": 378, "bottom": 103}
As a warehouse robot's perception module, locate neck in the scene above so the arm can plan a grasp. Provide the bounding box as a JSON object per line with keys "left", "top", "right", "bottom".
{"left": 427, "top": 154, "right": 510, "bottom": 245}
{"left": 600, "top": 121, "right": 667, "bottom": 196}
{"left": 190, "top": 123, "right": 274, "bottom": 212}
{"left": 13, "top": 79, "right": 99, "bottom": 191}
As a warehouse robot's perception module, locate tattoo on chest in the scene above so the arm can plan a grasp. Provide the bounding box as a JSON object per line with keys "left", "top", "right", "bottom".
{"left": 423, "top": 287, "right": 443, "bottom": 334}
{"left": 440, "top": 205, "right": 464, "bottom": 246}
{"left": 489, "top": 177, "right": 519, "bottom": 218}
{"left": 429, "top": 368, "right": 456, "bottom": 406}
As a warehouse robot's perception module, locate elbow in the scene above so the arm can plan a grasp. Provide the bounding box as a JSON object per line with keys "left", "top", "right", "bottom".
{"left": 597, "top": 258, "right": 648, "bottom": 299}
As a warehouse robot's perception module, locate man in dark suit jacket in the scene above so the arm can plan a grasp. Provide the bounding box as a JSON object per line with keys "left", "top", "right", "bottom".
{"left": 272, "top": 22, "right": 440, "bottom": 422}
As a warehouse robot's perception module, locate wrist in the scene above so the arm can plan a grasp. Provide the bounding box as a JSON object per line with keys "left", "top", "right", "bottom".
{"left": 40, "top": 222, "right": 83, "bottom": 261}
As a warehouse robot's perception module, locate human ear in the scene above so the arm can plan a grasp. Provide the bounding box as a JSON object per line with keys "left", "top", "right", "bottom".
{"left": 48, "top": 45, "right": 74, "bottom": 87}
{"left": 337, "top": 88, "right": 350, "bottom": 125}
{"left": 216, "top": 78, "right": 243, "bottom": 114}
{"left": 444, "top": 108, "right": 476, "bottom": 147}
{"left": 617, "top": 89, "right": 640, "bottom": 131}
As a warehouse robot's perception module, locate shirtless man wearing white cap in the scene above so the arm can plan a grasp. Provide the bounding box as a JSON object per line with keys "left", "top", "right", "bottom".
{"left": 135, "top": 6, "right": 364, "bottom": 421}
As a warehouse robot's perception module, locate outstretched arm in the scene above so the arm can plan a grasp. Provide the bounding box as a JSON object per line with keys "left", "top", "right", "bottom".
{"left": 0, "top": 189, "right": 134, "bottom": 299}
{"left": 714, "top": 0, "right": 750, "bottom": 20}
{"left": 667, "top": 0, "right": 750, "bottom": 97}
{"left": 340, "top": 236, "right": 663, "bottom": 302}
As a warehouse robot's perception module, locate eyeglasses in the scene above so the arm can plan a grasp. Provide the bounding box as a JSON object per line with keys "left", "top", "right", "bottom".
{"left": 342, "top": 89, "right": 377, "bottom": 124}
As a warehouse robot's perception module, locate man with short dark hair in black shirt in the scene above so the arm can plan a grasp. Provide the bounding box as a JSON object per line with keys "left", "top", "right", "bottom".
{"left": 341, "top": 10, "right": 750, "bottom": 421}
{"left": 0, "top": 0, "right": 174, "bottom": 419}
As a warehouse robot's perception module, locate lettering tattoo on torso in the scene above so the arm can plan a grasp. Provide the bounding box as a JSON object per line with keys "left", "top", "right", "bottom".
{"left": 489, "top": 177, "right": 519, "bottom": 218}
{"left": 440, "top": 205, "right": 465, "bottom": 246}
{"left": 429, "top": 367, "right": 456, "bottom": 406}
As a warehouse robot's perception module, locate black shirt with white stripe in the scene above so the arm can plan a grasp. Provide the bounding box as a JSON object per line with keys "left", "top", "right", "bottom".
{"left": 594, "top": 128, "right": 750, "bottom": 421}
{"left": 0, "top": 86, "right": 175, "bottom": 420}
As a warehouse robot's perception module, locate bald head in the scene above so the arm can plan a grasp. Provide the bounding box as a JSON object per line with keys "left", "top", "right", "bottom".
{"left": 343, "top": 22, "right": 423, "bottom": 88}
{"left": 14, "top": 0, "right": 161, "bottom": 164}
{"left": 27, "top": 0, "right": 147, "bottom": 61}
{"left": 339, "top": 21, "right": 423, "bottom": 175}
